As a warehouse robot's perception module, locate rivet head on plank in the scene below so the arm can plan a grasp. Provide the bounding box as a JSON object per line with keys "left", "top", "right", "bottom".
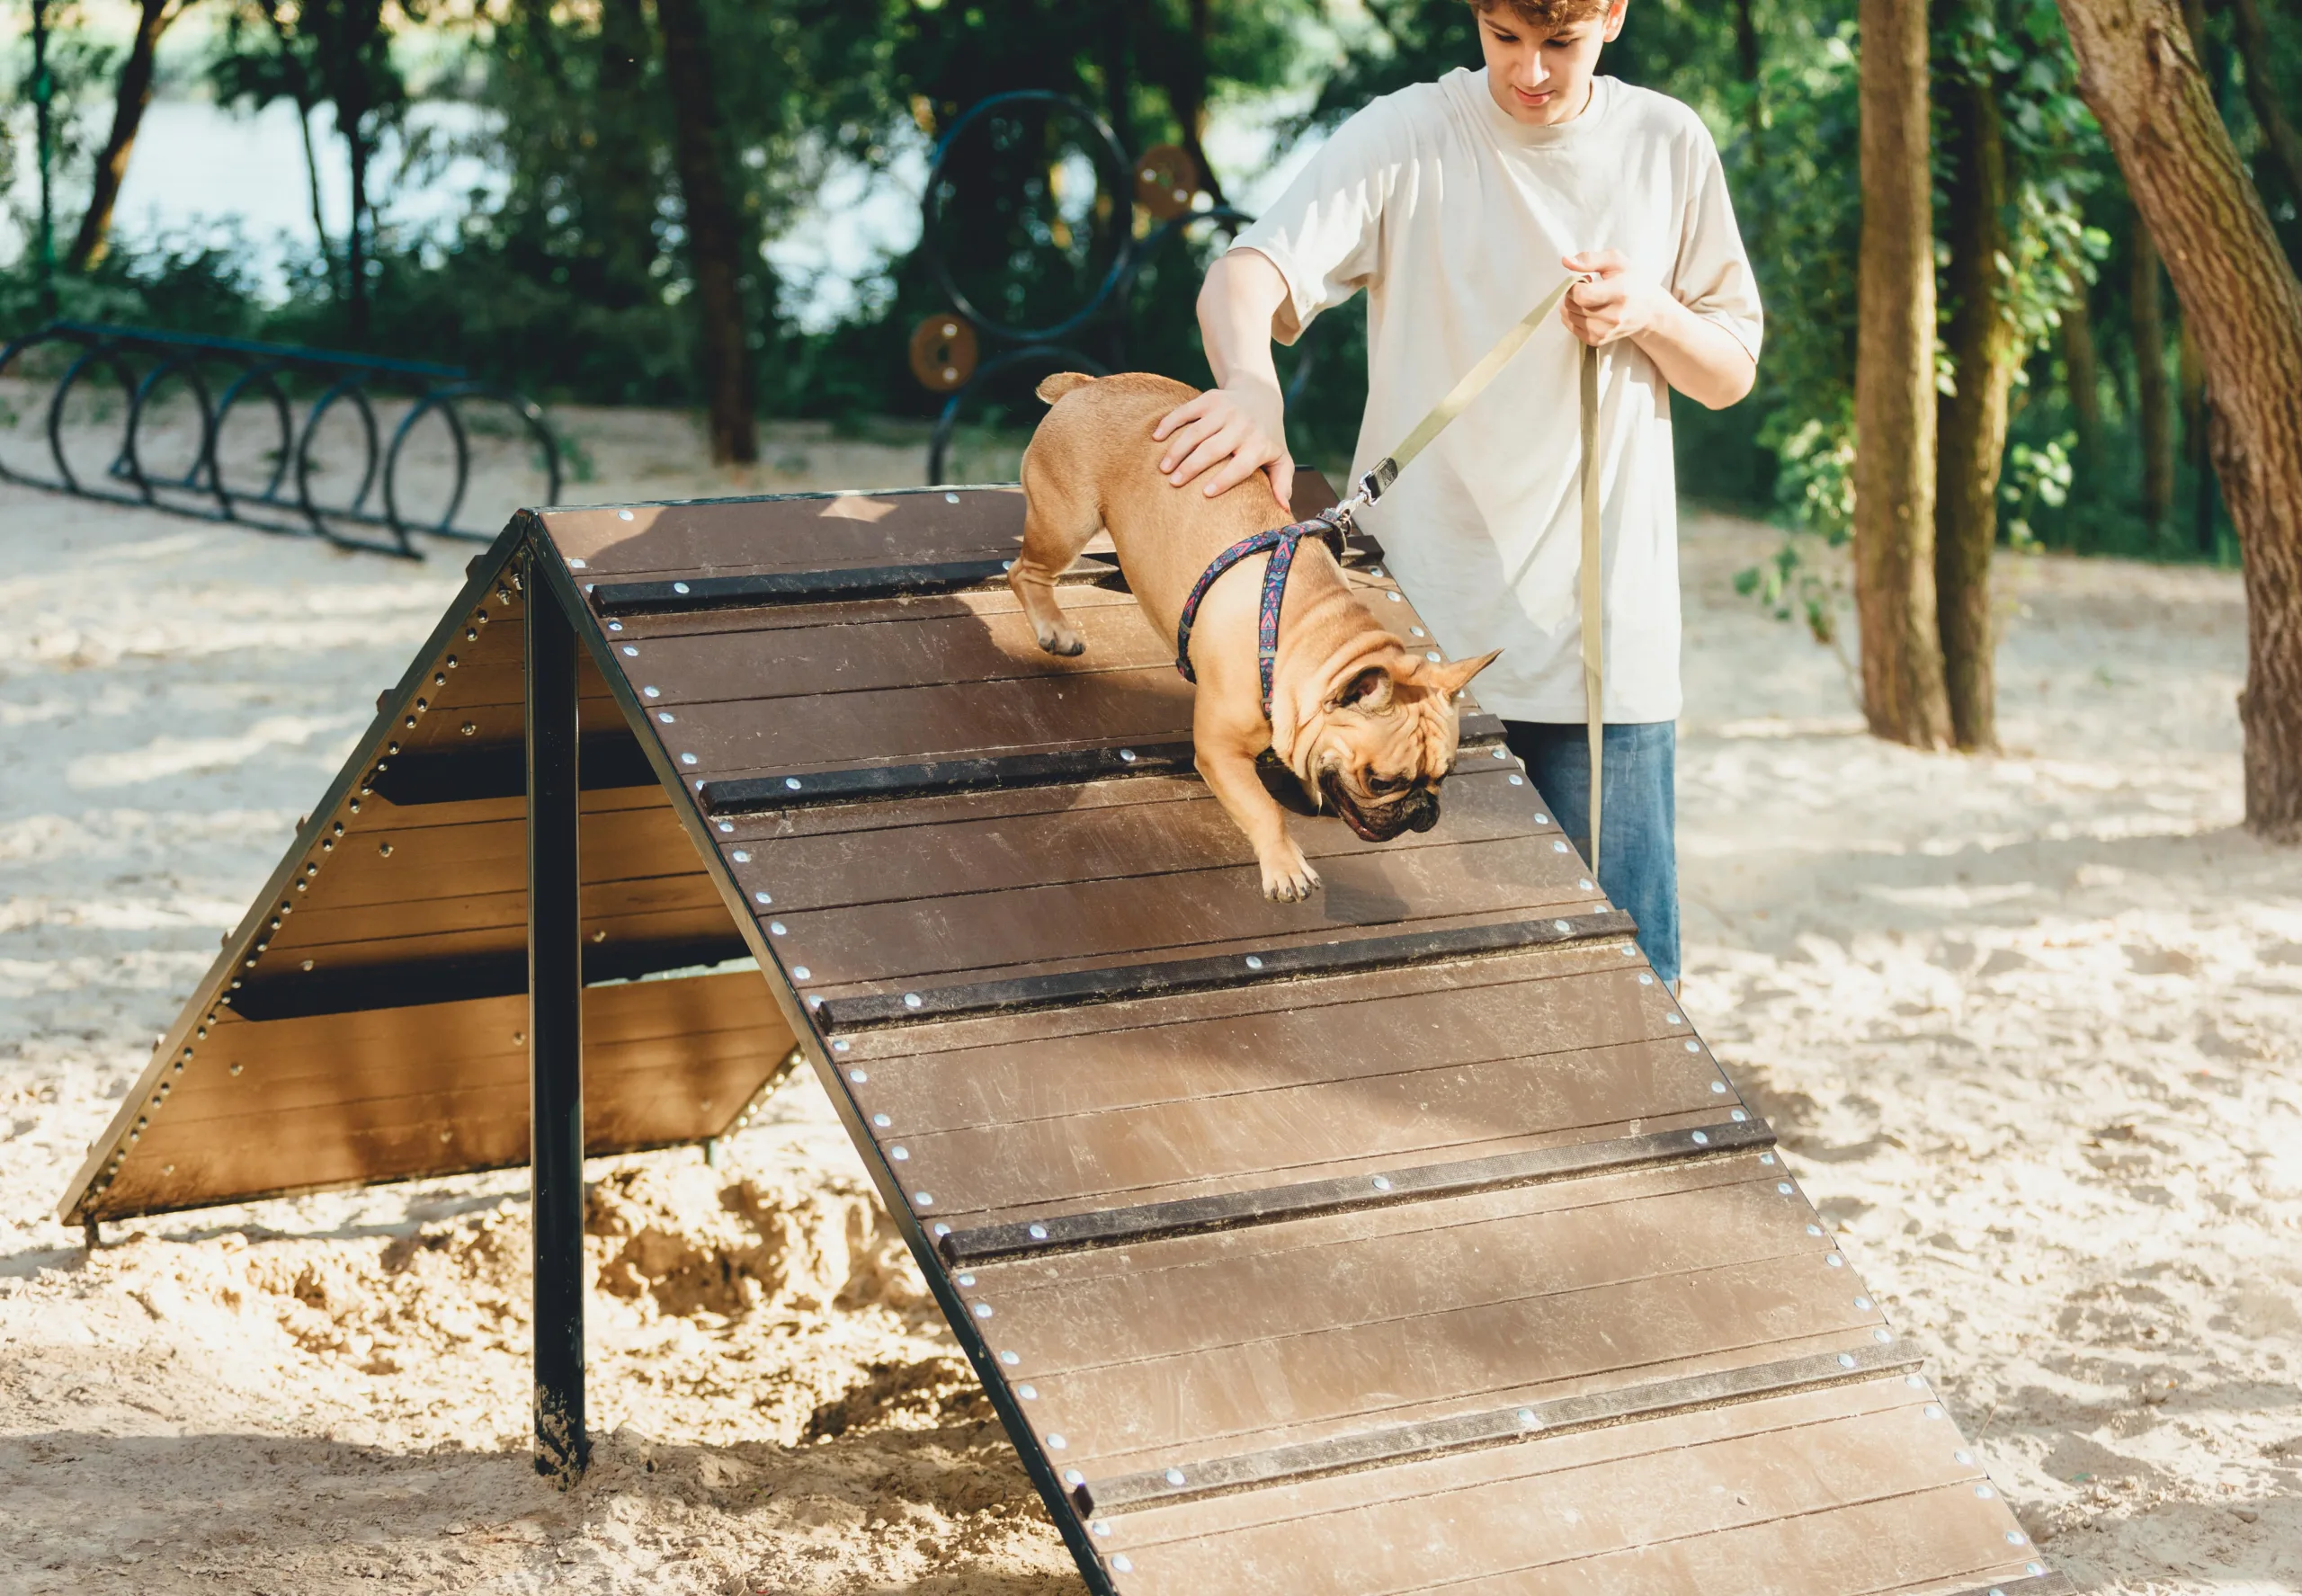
{"left": 1371, "top": 1175, "right": 1392, "bottom": 1191}
{"left": 1535, "top": 812, "right": 1550, "bottom": 824}
{"left": 1691, "top": 1131, "right": 1709, "bottom": 1146}
{"left": 1387, "top": 592, "right": 1401, "bottom": 602}
{"left": 1091, "top": 1520, "right": 1110, "bottom": 1537}
{"left": 904, "top": 993, "right": 923, "bottom": 1009}
{"left": 1111, "top": 1554, "right": 1132, "bottom": 1573}
{"left": 608, "top": 621, "right": 623, "bottom": 632}
{"left": 833, "top": 1040, "right": 850, "bottom": 1053}
{"left": 933, "top": 1223, "right": 950, "bottom": 1237}
{"left": 2029, "top": 1563, "right": 2046, "bottom": 1576}
{"left": 1579, "top": 878, "right": 1594, "bottom": 891}
{"left": 1005, "top": 1352, "right": 1023, "bottom": 1367}
{"left": 644, "top": 686, "right": 660, "bottom": 698}
{"left": 1907, "top": 1375, "right": 1926, "bottom": 1389}
{"left": 1807, "top": 1223, "right": 1823, "bottom": 1235}
{"left": 2005, "top": 1530, "right": 2028, "bottom": 1545}
{"left": 1509, "top": 775, "right": 1523, "bottom": 785}
{"left": 791, "top": 966, "right": 811, "bottom": 979}
{"left": 622, "top": 646, "right": 638, "bottom": 656}
{"left": 916, "top": 1192, "right": 935, "bottom": 1207}
{"left": 1858, "top": 1297, "right": 1875, "bottom": 1311}
{"left": 1779, "top": 1182, "right": 1795, "bottom": 1195}
{"left": 1874, "top": 1328, "right": 1893, "bottom": 1343}
{"left": 1553, "top": 841, "right": 1568, "bottom": 853}
{"left": 673, "top": 582, "right": 690, "bottom": 593}
{"left": 1666, "top": 1012, "right": 1684, "bottom": 1025}
{"left": 1517, "top": 1408, "right": 1541, "bottom": 1429}
{"left": 1710, "top": 1082, "right": 1727, "bottom": 1094}
{"left": 618, "top": 509, "right": 635, "bottom": 521}
{"left": 731, "top": 850, "right": 750, "bottom": 861}
{"left": 1119, "top": 748, "right": 1137, "bottom": 762}
{"left": 945, "top": 492, "right": 960, "bottom": 504}
{"left": 872, "top": 1113, "right": 890, "bottom": 1128}
{"left": 1553, "top": 919, "right": 1571, "bottom": 933}
{"left": 769, "top": 922, "right": 787, "bottom": 935}
{"left": 1955, "top": 1449, "right": 1973, "bottom": 1465}
{"left": 848, "top": 1068, "right": 866, "bottom": 1083}
{"left": 1425, "top": 651, "right": 1441, "bottom": 662}
{"left": 1838, "top": 1353, "right": 1857, "bottom": 1368}
{"left": 785, "top": 777, "right": 801, "bottom": 789}
{"left": 1164, "top": 1468, "right": 1185, "bottom": 1485}
{"left": 1490, "top": 747, "right": 1505, "bottom": 758}
{"left": 681, "top": 753, "right": 698, "bottom": 765}
{"left": 1826, "top": 1254, "right": 1845, "bottom": 1268}
{"left": 1028, "top": 1223, "right": 1048, "bottom": 1240}
{"left": 1687, "top": 1041, "right": 1701, "bottom": 1053}
{"left": 1045, "top": 1432, "right": 1065, "bottom": 1449}
{"left": 1245, "top": 956, "right": 1263, "bottom": 970}
{"left": 657, "top": 712, "right": 674, "bottom": 724}
{"left": 891, "top": 1146, "right": 909, "bottom": 1161}
{"left": 1760, "top": 1153, "right": 1776, "bottom": 1165}
{"left": 754, "top": 890, "right": 772, "bottom": 904}
{"left": 1019, "top": 1385, "right": 1038, "bottom": 1400}
{"left": 971, "top": 1300, "right": 990, "bottom": 1317}
{"left": 720, "top": 822, "right": 736, "bottom": 834}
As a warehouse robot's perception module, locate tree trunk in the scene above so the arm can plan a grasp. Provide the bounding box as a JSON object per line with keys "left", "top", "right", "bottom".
{"left": 296, "top": 103, "right": 333, "bottom": 297}
{"left": 346, "top": 122, "right": 371, "bottom": 340}
{"left": 655, "top": 0, "right": 757, "bottom": 465}
{"left": 67, "top": 0, "right": 182, "bottom": 272}
{"left": 2056, "top": 0, "right": 2302, "bottom": 840}
{"left": 2132, "top": 218, "right": 2174, "bottom": 528}
{"left": 590, "top": 0, "right": 657, "bottom": 308}
{"left": 2064, "top": 283, "right": 2104, "bottom": 469}
{"left": 1855, "top": 0, "right": 1952, "bottom": 748}
{"left": 2225, "top": 0, "right": 2302, "bottom": 202}
{"left": 1935, "top": 56, "right": 2019, "bottom": 753}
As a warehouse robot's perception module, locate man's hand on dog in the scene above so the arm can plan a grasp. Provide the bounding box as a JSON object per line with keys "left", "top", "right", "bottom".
{"left": 1152, "top": 379, "right": 1296, "bottom": 508}
{"left": 1560, "top": 250, "right": 1673, "bottom": 346}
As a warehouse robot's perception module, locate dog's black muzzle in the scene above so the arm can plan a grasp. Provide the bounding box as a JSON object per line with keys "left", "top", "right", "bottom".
{"left": 1320, "top": 773, "right": 1442, "bottom": 842}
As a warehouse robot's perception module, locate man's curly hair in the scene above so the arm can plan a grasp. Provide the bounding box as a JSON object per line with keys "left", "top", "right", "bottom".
{"left": 1463, "top": 0, "right": 1613, "bottom": 25}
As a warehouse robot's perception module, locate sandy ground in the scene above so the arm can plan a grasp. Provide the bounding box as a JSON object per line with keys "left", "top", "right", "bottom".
{"left": 0, "top": 401, "right": 2297, "bottom": 1594}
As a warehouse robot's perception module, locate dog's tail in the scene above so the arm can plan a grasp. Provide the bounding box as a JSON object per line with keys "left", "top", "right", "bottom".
{"left": 1035, "top": 372, "right": 1098, "bottom": 405}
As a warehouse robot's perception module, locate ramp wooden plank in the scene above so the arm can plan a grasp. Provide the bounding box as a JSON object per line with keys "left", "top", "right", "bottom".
{"left": 545, "top": 487, "right": 1033, "bottom": 577}
{"left": 1094, "top": 1387, "right": 2038, "bottom": 1596}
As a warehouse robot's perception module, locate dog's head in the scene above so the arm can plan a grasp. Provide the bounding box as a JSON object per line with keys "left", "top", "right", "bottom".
{"left": 1273, "top": 638, "right": 1502, "bottom": 842}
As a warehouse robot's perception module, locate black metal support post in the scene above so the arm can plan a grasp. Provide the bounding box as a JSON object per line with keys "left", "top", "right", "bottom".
{"left": 525, "top": 557, "right": 589, "bottom": 1484}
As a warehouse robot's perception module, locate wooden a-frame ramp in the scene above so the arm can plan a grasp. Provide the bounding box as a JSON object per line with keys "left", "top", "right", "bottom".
{"left": 61, "top": 478, "right": 2067, "bottom": 1596}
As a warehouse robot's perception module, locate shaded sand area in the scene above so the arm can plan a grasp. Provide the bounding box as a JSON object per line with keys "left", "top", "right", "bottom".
{"left": 1, "top": 403, "right": 2298, "bottom": 1593}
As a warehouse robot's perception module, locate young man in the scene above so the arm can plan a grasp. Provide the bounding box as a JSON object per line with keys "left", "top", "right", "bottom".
{"left": 1152, "top": 0, "right": 1760, "bottom": 987}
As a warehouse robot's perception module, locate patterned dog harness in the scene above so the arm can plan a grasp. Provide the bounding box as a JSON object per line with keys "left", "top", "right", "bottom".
{"left": 1173, "top": 510, "right": 1349, "bottom": 717}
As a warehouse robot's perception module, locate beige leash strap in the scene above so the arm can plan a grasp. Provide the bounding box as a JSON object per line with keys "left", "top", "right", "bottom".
{"left": 1329, "top": 270, "right": 1605, "bottom": 878}
{"left": 1577, "top": 340, "right": 1602, "bottom": 879}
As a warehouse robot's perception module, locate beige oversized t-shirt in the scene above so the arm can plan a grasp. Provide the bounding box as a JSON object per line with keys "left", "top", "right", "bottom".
{"left": 1234, "top": 68, "right": 1762, "bottom": 723}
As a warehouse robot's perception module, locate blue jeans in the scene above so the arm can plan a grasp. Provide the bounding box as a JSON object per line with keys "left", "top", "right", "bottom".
{"left": 1501, "top": 719, "right": 1680, "bottom": 986}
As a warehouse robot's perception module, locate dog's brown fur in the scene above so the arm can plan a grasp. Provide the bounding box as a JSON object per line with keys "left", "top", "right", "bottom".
{"left": 1013, "top": 371, "right": 1499, "bottom": 901}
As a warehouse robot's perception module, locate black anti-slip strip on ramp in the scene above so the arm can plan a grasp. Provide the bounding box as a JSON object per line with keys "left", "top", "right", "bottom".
{"left": 590, "top": 557, "right": 1120, "bottom": 616}
{"left": 1075, "top": 1340, "right": 1922, "bottom": 1515}
{"left": 702, "top": 715, "right": 1513, "bottom": 817}
{"left": 817, "top": 906, "right": 1638, "bottom": 1033}
{"left": 937, "top": 1112, "right": 1762, "bottom": 1266}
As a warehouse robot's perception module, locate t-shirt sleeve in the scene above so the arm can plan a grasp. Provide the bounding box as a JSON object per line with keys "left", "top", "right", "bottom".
{"left": 1228, "top": 103, "right": 1406, "bottom": 347}
{"left": 1669, "top": 120, "right": 1763, "bottom": 361}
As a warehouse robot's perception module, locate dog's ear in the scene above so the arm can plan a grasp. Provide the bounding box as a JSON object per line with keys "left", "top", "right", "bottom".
{"left": 1325, "top": 664, "right": 1396, "bottom": 713}
{"left": 1420, "top": 647, "right": 1503, "bottom": 699}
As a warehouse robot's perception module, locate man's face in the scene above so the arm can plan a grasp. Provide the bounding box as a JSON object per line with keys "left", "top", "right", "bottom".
{"left": 1477, "top": 0, "right": 1628, "bottom": 126}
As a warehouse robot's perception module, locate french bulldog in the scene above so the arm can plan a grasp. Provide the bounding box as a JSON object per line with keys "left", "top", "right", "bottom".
{"left": 1013, "top": 371, "right": 1499, "bottom": 902}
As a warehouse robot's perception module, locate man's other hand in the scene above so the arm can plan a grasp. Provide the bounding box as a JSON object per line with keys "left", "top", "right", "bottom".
{"left": 1152, "top": 381, "right": 1295, "bottom": 508}
{"left": 1560, "top": 249, "right": 1670, "bottom": 346}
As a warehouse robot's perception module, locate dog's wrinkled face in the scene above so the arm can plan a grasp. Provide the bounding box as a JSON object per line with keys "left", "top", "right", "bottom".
{"left": 1297, "top": 647, "right": 1502, "bottom": 842}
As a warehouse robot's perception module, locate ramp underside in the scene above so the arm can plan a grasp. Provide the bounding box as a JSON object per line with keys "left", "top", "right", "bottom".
{"left": 62, "top": 543, "right": 796, "bottom": 1221}
{"left": 65, "top": 481, "right": 2064, "bottom": 1594}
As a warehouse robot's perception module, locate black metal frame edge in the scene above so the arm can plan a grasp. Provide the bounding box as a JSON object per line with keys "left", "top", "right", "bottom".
{"left": 941, "top": 1114, "right": 1768, "bottom": 1266}
{"left": 524, "top": 525, "right": 1121, "bottom": 1594}
{"left": 1075, "top": 1342, "right": 1924, "bottom": 1516}
{"left": 826, "top": 908, "right": 1638, "bottom": 1033}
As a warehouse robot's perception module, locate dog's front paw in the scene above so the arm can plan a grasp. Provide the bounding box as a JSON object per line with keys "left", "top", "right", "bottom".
{"left": 1258, "top": 840, "right": 1322, "bottom": 903}
{"left": 1032, "top": 620, "right": 1086, "bottom": 657}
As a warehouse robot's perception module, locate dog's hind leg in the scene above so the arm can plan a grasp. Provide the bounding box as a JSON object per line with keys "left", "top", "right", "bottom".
{"left": 1011, "top": 444, "right": 1098, "bottom": 657}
